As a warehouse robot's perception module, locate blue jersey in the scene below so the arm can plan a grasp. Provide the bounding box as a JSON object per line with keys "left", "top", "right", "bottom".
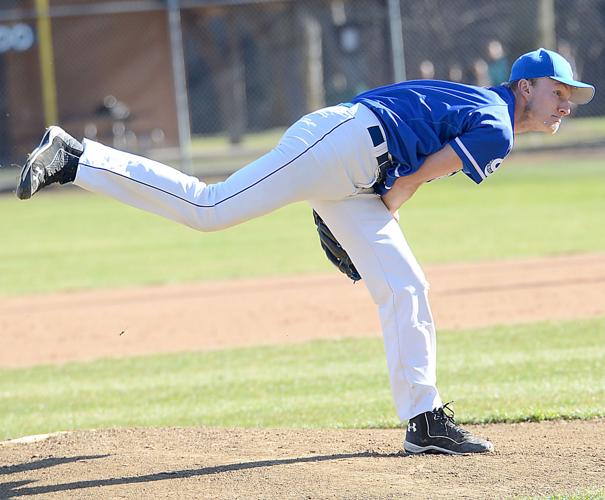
{"left": 351, "top": 80, "right": 516, "bottom": 194}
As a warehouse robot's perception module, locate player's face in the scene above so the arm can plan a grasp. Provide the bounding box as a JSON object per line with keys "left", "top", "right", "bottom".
{"left": 523, "top": 78, "right": 572, "bottom": 134}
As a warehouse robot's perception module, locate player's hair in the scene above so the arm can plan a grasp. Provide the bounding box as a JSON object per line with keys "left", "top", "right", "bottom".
{"left": 503, "top": 78, "right": 539, "bottom": 91}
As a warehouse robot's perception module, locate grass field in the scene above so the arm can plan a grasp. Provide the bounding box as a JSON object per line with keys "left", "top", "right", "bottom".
{"left": 0, "top": 317, "right": 603, "bottom": 440}
{"left": 1, "top": 154, "right": 603, "bottom": 295}
{"left": 1, "top": 149, "right": 604, "bottom": 498}
{"left": 1, "top": 151, "right": 604, "bottom": 475}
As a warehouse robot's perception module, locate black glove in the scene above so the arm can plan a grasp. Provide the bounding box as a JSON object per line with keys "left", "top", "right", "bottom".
{"left": 313, "top": 210, "right": 361, "bottom": 282}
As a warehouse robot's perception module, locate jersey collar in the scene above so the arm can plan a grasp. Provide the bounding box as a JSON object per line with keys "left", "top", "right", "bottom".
{"left": 489, "top": 85, "right": 516, "bottom": 132}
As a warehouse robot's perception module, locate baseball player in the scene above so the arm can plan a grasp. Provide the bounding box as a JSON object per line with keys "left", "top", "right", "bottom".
{"left": 16, "top": 48, "right": 594, "bottom": 454}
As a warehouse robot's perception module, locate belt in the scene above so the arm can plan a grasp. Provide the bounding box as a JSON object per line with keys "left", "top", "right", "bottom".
{"left": 340, "top": 102, "right": 391, "bottom": 191}
{"left": 366, "top": 124, "right": 391, "bottom": 191}
{"left": 367, "top": 125, "right": 391, "bottom": 167}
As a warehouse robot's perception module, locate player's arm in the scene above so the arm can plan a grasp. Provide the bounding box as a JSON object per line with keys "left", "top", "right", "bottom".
{"left": 381, "top": 144, "right": 462, "bottom": 216}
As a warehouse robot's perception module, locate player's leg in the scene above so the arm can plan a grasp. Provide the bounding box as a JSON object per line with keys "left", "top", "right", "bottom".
{"left": 311, "top": 195, "right": 493, "bottom": 454}
{"left": 17, "top": 105, "right": 381, "bottom": 232}
{"left": 312, "top": 194, "right": 440, "bottom": 420}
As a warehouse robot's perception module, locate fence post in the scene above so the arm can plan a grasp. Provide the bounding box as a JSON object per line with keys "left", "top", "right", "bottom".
{"left": 538, "top": 0, "right": 556, "bottom": 50}
{"left": 227, "top": 10, "right": 247, "bottom": 145}
{"left": 387, "top": 0, "right": 406, "bottom": 82}
{"left": 302, "top": 13, "right": 325, "bottom": 111}
{"left": 167, "top": 0, "right": 193, "bottom": 173}
{"left": 35, "top": 0, "right": 58, "bottom": 126}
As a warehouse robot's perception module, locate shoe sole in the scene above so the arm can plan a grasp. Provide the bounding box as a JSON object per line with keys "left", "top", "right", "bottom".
{"left": 404, "top": 441, "right": 493, "bottom": 456}
{"left": 16, "top": 126, "right": 62, "bottom": 200}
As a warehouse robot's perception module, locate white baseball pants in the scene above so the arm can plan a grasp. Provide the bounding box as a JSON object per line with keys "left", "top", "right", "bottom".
{"left": 74, "top": 103, "right": 442, "bottom": 420}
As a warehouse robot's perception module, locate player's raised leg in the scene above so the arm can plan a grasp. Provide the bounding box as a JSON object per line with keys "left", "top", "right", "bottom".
{"left": 311, "top": 195, "right": 493, "bottom": 455}
{"left": 16, "top": 104, "right": 379, "bottom": 232}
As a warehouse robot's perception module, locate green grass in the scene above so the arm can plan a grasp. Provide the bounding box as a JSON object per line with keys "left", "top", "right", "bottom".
{"left": 1, "top": 155, "right": 603, "bottom": 296}
{"left": 1, "top": 317, "right": 603, "bottom": 440}
{"left": 523, "top": 491, "right": 605, "bottom": 500}
{"left": 0, "top": 190, "right": 325, "bottom": 295}
{"left": 402, "top": 156, "right": 605, "bottom": 262}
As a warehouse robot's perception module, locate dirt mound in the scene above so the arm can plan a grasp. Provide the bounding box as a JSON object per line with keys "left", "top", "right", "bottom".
{"left": 3, "top": 254, "right": 604, "bottom": 497}
{"left": 1, "top": 420, "right": 603, "bottom": 499}
{"left": 2, "top": 253, "right": 605, "bottom": 367}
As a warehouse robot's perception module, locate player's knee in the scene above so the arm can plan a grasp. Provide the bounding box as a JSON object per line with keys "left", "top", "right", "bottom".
{"left": 394, "top": 282, "right": 429, "bottom": 304}
{"left": 368, "top": 275, "right": 429, "bottom": 306}
{"left": 188, "top": 217, "right": 225, "bottom": 232}
{"left": 376, "top": 282, "right": 433, "bottom": 328}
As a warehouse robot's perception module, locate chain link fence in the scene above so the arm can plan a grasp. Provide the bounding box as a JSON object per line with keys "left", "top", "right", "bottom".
{"left": 0, "top": 0, "right": 604, "bottom": 184}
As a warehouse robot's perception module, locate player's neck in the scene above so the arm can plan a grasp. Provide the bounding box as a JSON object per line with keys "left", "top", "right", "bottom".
{"left": 512, "top": 91, "right": 532, "bottom": 134}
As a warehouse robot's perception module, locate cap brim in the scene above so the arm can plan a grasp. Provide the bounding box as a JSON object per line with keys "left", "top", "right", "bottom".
{"left": 550, "top": 76, "right": 595, "bottom": 104}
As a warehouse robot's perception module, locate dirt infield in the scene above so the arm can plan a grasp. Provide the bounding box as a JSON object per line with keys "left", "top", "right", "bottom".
{"left": 2, "top": 254, "right": 605, "bottom": 498}
{"left": 2, "top": 253, "right": 605, "bottom": 367}
{"left": 1, "top": 420, "right": 604, "bottom": 499}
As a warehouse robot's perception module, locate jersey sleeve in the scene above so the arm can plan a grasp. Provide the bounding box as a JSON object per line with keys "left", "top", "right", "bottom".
{"left": 449, "top": 107, "right": 514, "bottom": 184}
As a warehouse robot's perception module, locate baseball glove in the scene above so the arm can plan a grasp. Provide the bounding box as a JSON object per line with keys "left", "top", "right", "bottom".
{"left": 313, "top": 210, "right": 361, "bottom": 282}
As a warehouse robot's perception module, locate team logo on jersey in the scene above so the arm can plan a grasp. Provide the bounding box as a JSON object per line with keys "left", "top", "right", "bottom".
{"left": 484, "top": 158, "right": 504, "bottom": 176}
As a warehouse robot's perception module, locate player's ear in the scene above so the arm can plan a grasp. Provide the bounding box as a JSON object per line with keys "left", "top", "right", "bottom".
{"left": 517, "top": 79, "right": 533, "bottom": 100}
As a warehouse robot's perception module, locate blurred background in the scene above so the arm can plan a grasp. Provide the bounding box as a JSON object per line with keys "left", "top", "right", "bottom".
{"left": 0, "top": 0, "right": 603, "bottom": 187}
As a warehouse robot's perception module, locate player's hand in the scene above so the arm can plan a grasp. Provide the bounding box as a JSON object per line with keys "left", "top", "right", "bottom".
{"left": 381, "top": 144, "right": 462, "bottom": 215}
{"left": 381, "top": 179, "right": 420, "bottom": 214}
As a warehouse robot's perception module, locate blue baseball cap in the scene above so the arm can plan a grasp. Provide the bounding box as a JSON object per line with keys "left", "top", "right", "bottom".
{"left": 509, "top": 48, "right": 595, "bottom": 105}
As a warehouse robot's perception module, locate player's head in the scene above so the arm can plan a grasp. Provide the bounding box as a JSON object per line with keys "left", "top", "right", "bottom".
{"left": 507, "top": 48, "right": 595, "bottom": 134}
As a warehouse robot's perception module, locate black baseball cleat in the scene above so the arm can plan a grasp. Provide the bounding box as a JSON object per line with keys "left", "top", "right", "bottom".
{"left": 404, "top": 402, "right": 494, "bottom": 455}
{"left": 16, "top": 126, "right": 83, "bottom": 200}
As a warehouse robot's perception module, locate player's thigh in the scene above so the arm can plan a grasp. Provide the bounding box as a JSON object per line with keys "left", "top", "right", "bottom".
{"left": 310, "top": 195, "right": 428, "bottom": 305}
{"left": 205, "top": 105, "right": 379, "bottom": 227}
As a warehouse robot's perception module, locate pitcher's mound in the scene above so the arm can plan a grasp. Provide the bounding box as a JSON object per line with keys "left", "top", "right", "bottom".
{"left": 1, "top": 419, "right": 603, "bottom": 499}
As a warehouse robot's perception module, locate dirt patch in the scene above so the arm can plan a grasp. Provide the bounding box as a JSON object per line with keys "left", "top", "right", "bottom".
{"left": 2, "top": 255, "right": 604, "bottom": 498}
{"left": 1, "top": 420, "right": 603, "bottom": 499}
{"left": 1, "top": 253, "right": 605, "bottom": 368}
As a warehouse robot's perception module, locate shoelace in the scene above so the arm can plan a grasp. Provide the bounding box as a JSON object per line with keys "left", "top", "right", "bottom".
{"left": 434, "top": 401, "right": 471, "bottom": 437}
{"left": 46, "top": 149, "right": 80, "bottom": 183}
